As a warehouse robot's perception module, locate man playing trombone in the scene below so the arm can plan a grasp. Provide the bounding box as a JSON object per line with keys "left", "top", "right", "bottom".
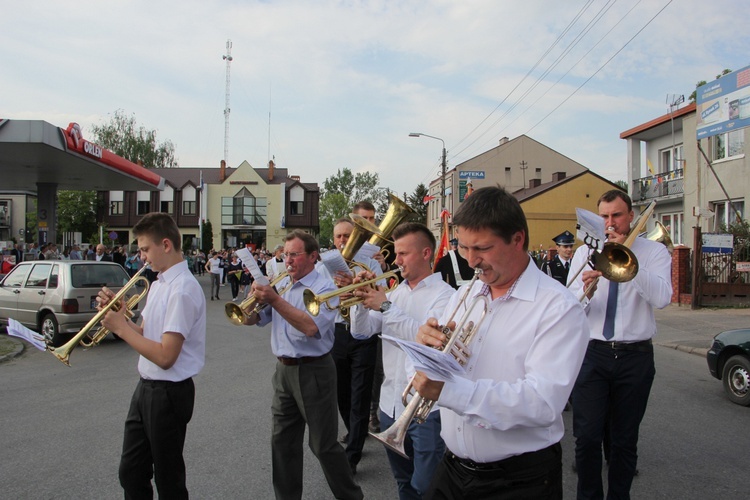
{"left": 242, "top": 230, "right": 362, "bottom": 500}
{"left": 414, "top": 186, "right": 590, "bottom": 499}
{"left": 350, "top": 222, "right": 455, "bottom": 499}
{"left": 567, "top": 190, "right": 672, "bottom": 499}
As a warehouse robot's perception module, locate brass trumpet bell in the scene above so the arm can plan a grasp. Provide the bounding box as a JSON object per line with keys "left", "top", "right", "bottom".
{"left": 341, "top": 214, "right": 383, "bottom": 263}
{"left": 592, "top": 242, "right": 638, "bottom": 283}
{"left": 647, "top": 221, "right": 674, "bottom": 254}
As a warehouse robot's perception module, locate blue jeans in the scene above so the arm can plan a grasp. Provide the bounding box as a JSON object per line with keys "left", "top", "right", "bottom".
{"left": 379, "top": 409, "right": 445, "bottom": 500}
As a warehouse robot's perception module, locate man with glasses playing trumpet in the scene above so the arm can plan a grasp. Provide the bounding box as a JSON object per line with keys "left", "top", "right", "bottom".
{"left": 242, "top": 230, "right": 362, "bottom": 500}
{"left": 413, "top": 186, "right": 590, "bottom": 499}
{"left": 349, "top": 221, "right": 455, "bottom": 499}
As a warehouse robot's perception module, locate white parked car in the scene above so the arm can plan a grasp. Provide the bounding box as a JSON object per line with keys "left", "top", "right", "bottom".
{"left": 0, "top": 261, "right": 140, "bottom": 346}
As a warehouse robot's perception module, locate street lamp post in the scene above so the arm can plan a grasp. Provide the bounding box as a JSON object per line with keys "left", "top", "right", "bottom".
{"left": 409, "top": 132, "right": 447, "bottom": 212}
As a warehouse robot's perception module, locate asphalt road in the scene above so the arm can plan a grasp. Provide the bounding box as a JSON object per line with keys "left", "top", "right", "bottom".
{"left": 0, "top": 278, "right": 747, "bottom": 499}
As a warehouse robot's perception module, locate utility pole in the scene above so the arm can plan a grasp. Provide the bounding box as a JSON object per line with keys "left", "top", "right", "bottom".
{"left": 222, "top": 39, "right": 233, "bottom": 166}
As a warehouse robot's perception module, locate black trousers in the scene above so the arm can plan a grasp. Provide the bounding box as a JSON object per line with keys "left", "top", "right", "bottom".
{"left": 425, "top": 443, "right": 563, "bottom": 499}
{"left": 572, "top": 341, "right": 655, "bottom": 500}
{"left": 331, "top": 323, "right": 378, "bottom": 465}
{"left": 119, "top": 377, "right": 195, "bottom": 500}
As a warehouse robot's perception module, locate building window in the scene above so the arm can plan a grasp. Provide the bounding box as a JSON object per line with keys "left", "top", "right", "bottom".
{"left": 110, "top": 190, "right": 124, "bottom": 215}
{"left": 712, "top": 130, "right": 744, "bottom": 161}
{"left": 660, "top": 212, "right": 684, "bottom": 246}
{"left": 183, "top": 201, "right": 196, "bottom": 215}
{"left": 712, "top": 199, "right": 744, "bottom": 230}
{"left": 659, "top": 144, "right": 684, "bottom": 172}
{"left": 221, "top": 189, "right": 267, "bottom": 225}
{"left": 160, "top": 185, "right": 174, "bottom": 214}
{"left": 136, "top": 191, "right": 151, "bottom": 215}
{"left": 110, "top": 201, "right": 124, "bottom": 215}
{"left": 535, "top": 167, "right": 542, "bottom": 179}
{"left": 290, "top": 186, "right": 305, "bottom": 216}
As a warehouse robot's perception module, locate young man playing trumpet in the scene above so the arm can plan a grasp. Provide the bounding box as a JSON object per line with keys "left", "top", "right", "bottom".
{"left": 243, "top": 230, "right": 363, "bottom": 500}
{"left": 98, "top": 212, "right": 206, "bottom": 499}
{"left": 414, "top": 186, "right": 590, "bottom": 499}
{"left": 350, "top": 222, "right": 455, "bottom": 499}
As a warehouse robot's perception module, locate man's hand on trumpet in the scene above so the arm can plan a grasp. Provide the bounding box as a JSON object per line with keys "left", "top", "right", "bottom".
{"left": 97, "top": 287, "right": 129, "bottom": 334}
{"left": 351, "top": 270, "right": 386, "bottom": 311}
{"left": 409, "top": 317, "right": 459, "bottom": 401}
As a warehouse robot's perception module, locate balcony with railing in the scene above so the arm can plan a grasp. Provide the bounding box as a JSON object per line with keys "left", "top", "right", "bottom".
{"left": 632, "top": 168, "right": 684, "bottom": 202}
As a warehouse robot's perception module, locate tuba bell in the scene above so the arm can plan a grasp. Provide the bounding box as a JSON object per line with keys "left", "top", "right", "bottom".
{"left": 368, "top": 193, "right": 416, "bottom": 260}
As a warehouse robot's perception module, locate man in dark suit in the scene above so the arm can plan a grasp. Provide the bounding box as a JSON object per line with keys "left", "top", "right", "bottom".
{"left": 95, "top": 244, "right": 113, "bottom": 262}
{"left": 541, "top": 230, "right": 575, "bottom": 286}
{"left": 434, "top": 238, "right": 474, "bottom": 289}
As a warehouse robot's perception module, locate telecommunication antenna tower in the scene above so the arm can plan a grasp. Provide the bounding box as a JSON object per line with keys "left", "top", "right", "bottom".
{"left": 222, "top": 39, "right": 233, "bottom": 165}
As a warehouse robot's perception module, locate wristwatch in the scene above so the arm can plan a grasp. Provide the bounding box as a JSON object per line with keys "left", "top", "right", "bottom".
{"left": 379, "top": 301, "right": 392, "bottom": 313}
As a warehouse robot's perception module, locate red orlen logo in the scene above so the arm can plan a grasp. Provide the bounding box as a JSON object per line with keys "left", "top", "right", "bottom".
{"left": 65, "top": 122, "right": 102, "bottom": 159}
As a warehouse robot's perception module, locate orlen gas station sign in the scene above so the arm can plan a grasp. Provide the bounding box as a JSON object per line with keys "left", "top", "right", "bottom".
{"left": 696, "top": 64, "right": 750, "bottom": 139}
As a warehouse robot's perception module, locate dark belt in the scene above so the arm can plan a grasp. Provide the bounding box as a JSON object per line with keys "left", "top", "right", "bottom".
{"left": 447, "top": 442, "right": 561, "bottom": 473}
{"left": 139, "top": 377, "right": 192, "bottom": 387}
{"left": 335, "top": 322, "right": 350, "bottom": 332}
{"left": 277, "top": 352, "right": 330, "bottom": 366}
{"left": 589, "top": 339, "right": 653, "bottom": 352}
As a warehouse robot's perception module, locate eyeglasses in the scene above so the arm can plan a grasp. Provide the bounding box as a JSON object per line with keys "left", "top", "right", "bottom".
{"left": 285, "top": 251, "right": 308, "bottom": 260}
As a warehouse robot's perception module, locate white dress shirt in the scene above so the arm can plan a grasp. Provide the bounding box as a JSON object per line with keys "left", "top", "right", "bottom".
{"left": 138, "top": 260, "right": 206, "bottom": 382}
{"left": 567, "top": 236, "right": 672, "bottom": 342}
{"left": 350, "top": 272, "right": 455, "bottom": 419}
{"left": 436, "top": 258, "right": 590, "bottom": 462}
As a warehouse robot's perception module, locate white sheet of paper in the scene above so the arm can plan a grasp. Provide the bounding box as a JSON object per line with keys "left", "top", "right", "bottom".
{"left": 236, "top": 248, "right": 269, "bottom": 285}
{"left": 321, "top": 250, "right": 350, "bottom": 276}
{"left": 7, "top": 318, "right": 47, "bottom": 351}
{"left": 355, "top": 242, "right": 380, "bottom": 260}
{"left": 576, "top": 208, "right": 606, "bottom": 251}
{"left": 381, "top": 334, "right": 465, "bottom": 382}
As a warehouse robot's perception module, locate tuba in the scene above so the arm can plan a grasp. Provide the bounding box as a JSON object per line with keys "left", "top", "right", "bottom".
{"left": 340, "top": 214, "right": 383, "bottom": 273}
{"left": 370, "top": 269, "right": 489, "bottom": 459}
{"left": 224, "top": 272, "right": 293, "bottom": 326}
{"left": 48, "top": 266, "right": 150, "bottom": 366}
{"left": 368, "top": 193, "right": 416, "bottom": 260}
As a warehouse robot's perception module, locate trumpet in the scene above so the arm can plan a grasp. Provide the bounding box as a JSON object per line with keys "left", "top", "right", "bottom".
{"left": 48, "top": 266, "right": 150, "bottom": 366}
{"left": 224, "top": 271, "right": 293, "bottom": 326}
{"left": 303, "top": 269, "right": 401, "bottom": 316}
{"left": 370, "top": 269, "right": 489, "bottom": 459}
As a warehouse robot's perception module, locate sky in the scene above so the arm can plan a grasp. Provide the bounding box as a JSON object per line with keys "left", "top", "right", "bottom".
{"left": 3, "top": 0, "right": 749, "bottom": 198}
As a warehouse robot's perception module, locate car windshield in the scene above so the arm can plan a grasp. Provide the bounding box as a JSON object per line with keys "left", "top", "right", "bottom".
{"left": 70, "top": 264, "right": 129, "bottom": 288}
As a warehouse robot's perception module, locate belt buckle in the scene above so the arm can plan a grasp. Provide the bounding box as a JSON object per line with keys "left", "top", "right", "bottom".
{"left": 610, "top": 341, "right": 617, "bottom": 349}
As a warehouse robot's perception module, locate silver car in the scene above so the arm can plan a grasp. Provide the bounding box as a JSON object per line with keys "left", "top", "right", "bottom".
{"left": 0, "top": 261, "right": 140, "bottom": 346}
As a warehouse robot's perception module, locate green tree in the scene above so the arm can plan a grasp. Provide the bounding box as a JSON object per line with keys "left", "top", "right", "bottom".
{"left": 90, "top": 109, "right": 178, "bottom": 168}
{"left": 689, "top": 69, "right": 732, "bottom": 103}
{"left": 405, "top": 183, "right": 429, "bottom": 225}
{"left": 201, "top": 220, "right": 213, "bottom": 253}
{"left": 56, "top": 190, "right": 99, "bottom": 238}
{"left": 614, "top": 180, "right": 628, "bottom": 193}
{"left": 318, "top": 168, "right": 388, "bottom": 245}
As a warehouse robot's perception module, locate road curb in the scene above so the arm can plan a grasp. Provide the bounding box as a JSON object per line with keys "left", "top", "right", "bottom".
{"left": 0, "top": 335, "right": 25, "bottom": 363}
{"left": 656, "top": 342, "right": 709, "bottom": 358}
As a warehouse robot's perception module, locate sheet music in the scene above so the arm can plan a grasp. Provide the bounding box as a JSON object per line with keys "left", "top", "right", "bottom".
{"left": 7, "top": 318, "right": 47, "bottom": 351}
{"left": 235, "top": 248, "right": 269, "bottom": 285}
{"left": 320, "top": 249, "right": 351, "bottom": 276}
{"left": 575, "top": 208, "right": 606, "bottom": 251}
{"left": 355, "top": 242, "right": 380, "bottom": 260}
{"left": 381, "top": 334, "right": 465, "bottom": 382}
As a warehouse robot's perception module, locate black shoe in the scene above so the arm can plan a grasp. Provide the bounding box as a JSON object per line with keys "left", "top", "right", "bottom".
{"left": 210, "top": 297, "right": 214, "bottom": 301}
{"left": 339, "top": 433, "right": 349, "bottom": 444}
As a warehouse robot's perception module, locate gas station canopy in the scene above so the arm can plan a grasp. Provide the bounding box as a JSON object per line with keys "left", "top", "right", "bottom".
{"left": 0, "top": 119, "right": 165, "bottom": 192}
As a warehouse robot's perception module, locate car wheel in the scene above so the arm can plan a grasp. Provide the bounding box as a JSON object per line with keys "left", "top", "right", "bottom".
{"left": 722, "top": 355, "right": 750, "bottom": 406}
{"left": 40, "top": 313, "right": 61, "bottom": 347}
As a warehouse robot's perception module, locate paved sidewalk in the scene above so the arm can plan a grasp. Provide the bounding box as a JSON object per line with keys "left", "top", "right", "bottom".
{"left": 654, "top": 303, "right": 749, "bottom": 356}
